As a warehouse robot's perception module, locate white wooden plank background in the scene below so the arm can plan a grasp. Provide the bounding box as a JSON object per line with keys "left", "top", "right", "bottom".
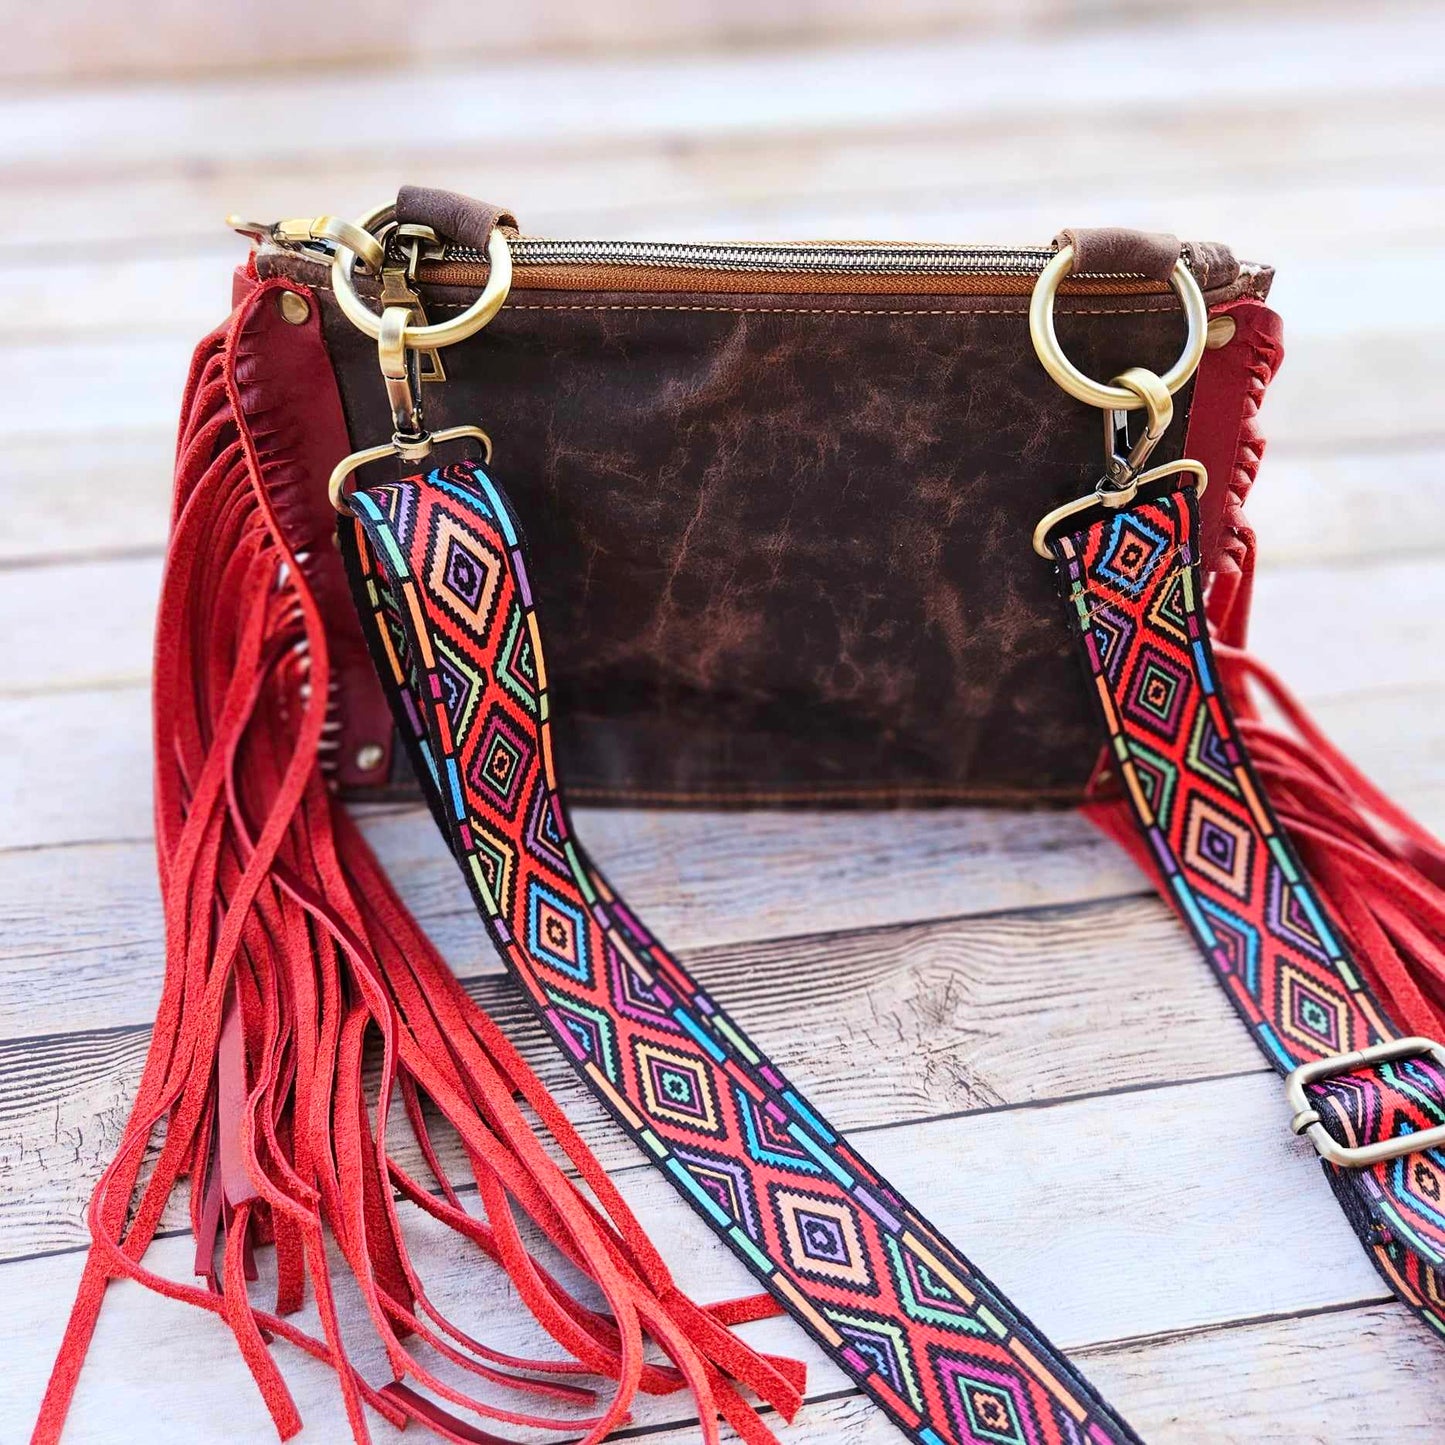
{"left": 2, "top": 3, "right": 1444, "bottom": 1442}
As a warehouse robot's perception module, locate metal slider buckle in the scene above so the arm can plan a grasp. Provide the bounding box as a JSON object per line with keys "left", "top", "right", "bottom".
{"left": 1286, "top": 1037, "right": 1445, "bottom": 1168}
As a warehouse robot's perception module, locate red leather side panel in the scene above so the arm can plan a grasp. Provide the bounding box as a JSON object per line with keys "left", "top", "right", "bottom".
{"left": 1186, "top": 298, "right": 1286, "bottom": 648}
{"left": 227, "top": 277, "right": 396, "bottom": 788}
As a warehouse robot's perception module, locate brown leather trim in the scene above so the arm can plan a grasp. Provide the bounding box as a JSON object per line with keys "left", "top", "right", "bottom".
{"left": 395, "top": 186, "right": 516, "bottom": 248}
{"left": 1054, "top": 226, "right": 1184, "bottom": 281}
{"left": 1181, "top": 241, "right": 1244, "bottom": 292}
{"left": 280, "top": 247, "right": 1268, "bottom": 314}
{"left": 437, "top": 294, "right": 1194, "bottom": 316}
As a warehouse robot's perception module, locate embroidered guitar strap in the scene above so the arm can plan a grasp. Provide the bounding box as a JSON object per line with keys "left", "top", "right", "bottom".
{"left": 341, "top": 459, "right": 1143, "bottom": 1445}
{"left": 1050, "top": 487, "right": 1445, "bottom": 1339}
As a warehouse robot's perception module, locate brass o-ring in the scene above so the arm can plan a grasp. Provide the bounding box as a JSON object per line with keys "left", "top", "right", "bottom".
{"left": 330, "top": 202, "right": 512, "bottom": 349}
{"left": 1028, "top": 245, "right": 1207, "bottom": 410}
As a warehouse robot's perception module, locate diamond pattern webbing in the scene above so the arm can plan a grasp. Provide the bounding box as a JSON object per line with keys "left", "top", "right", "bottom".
{"left": 342, "top": 460, "right": 1140, "bottom": 1445}
{"left": 1052, "top": 488, "right": 1445, "bottom": 1342}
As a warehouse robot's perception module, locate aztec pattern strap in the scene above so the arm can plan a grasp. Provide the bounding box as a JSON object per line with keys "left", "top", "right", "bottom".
{"left": 1051, "top": 489, "right": 1445, "bottom": 1337}
{"left": 341, "top": 459, "right": 1140, "bottom": 1445}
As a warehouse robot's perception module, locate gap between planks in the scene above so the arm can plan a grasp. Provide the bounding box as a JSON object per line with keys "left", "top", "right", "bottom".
{"left": 0, "top": 548, "right": 1437, "bottom": 704}
{"left": 7, "top": 143, "right": 1445, "bottom": 333}
{"left": 0, "top": 888, "right": 1270, "bottom": 1256}
{"left": 0, "top": 0, "right": 1384, "bottom": 89}
{"left": 5, "top": 655, "right": 1444, "bottom": 1024}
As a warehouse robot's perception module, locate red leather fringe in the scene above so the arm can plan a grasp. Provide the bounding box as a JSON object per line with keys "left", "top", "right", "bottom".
{"left": 1210, "top": 645, "right": 1445, "bottom": 1034}
{"left": 34, "top": 309, "right": 802, "bottom": 1445}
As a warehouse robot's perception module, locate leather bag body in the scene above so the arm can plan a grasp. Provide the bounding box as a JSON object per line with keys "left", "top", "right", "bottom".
{"left": 248, "top": 198, "right": 1279, "bottom": 805}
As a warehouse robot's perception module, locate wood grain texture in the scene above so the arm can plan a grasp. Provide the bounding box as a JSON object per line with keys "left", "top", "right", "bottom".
{"left": 0, "top": 683, "right": 1438, "bottom": 1028}
{"left": 0, "top": 891, "right": 1268, "bottom": 1258}
{"left": 5, "top": 430, "right": 1444, "bottom": 573}
{"left": 627, "top": 1303, "right": 1445, "bottom": 1444}
{"left": 0, "top": 546, "right": 1439, "bottom": 711}
{"left": 0, "top": 1070, "right": 1414, "bottom": 1442}
{"left": 3, "top": 89, "right": 1441, "bottom": 260}
{"left": 0, "top": 803, "right": 1152, "bottom": 1037}
{"left": 0, "top": 1069, "right": 1421, "bottom": 1439}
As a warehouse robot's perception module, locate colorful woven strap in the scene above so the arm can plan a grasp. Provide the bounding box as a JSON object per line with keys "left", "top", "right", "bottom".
{"left": 1051, "top": 488, "right": 1445, "bottom": 1335}
{"left": 341, "top": 459, "right": 1140, "bottom": 1445}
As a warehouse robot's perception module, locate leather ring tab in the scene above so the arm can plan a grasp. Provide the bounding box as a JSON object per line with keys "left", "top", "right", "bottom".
{"left": 1053, "top": 226, "right": 1181, "bottom": 282}
{"left": 396, "top": 185, "right": 517, "bottom": 251}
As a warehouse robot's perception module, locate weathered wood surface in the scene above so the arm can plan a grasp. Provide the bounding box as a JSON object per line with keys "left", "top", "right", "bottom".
{"left": 8, "top": 7, "right": 1441, "bottom": 176}
{"left": 0, "top": 0, "right": 1373, "bottom": 87}
{"left": 2, "top": 2, "right": 1444, "bottom": 1441}
{"left": 0, "top": 1072, "right": 1414, "bottom": 1443}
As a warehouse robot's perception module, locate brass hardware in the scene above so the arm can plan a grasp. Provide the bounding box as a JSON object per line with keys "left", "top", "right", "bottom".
{"left": 231, "top": 215, "right": 388, "bottom": 273}
{"left": 308, "top": 216, "right": 386, "bottom": 274}
{"left": 1028, "top": 242, "right": 1211, "bottom": 561}
{"left": 1286, "top": 1037, "right": 1445, "bottom": 1168}
{"left": 1030, "top": 366, "right": 1207, "bottom": 558}
{"left": 1028, "top": 245, "right": 1207, "bottom": 410}
{"left": 330, "top": 202, "right": 512, "bottom": 350}
{"left": 278, "top": 291, "right": 311, "bottom": 326}
{"left": 329, "top": 424, "right": 494, "bottom": 514}
{"left": 1031, "top": 458, "right": 1207, "bottom": 559}
{"left": 378, "top": 252, "right": 445, "bottom": 383}
{"left": 1206, "top": 314, "right": 1237, "bottom": 349}
{"left": 314, "top": 204, "right": 508, "bottom": 512}
{"left": 1103, "top": 367, "right": 1172, "bottom": 483}
{"left": 378, "top": 305, "right": 423, "bottom": 435}
{"left": 354, "top": 743, "right": 386, "bottom": 773}
{"left": 227, "top": 215, "right": 275, "bottom": 245}
{"left": 393, "top": 223, "right": 443, "bottom": 285}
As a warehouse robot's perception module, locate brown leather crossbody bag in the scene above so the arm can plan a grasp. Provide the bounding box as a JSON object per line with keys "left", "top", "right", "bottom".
{"left": 244, "top": 187, "right": 1279, "bottom": 805}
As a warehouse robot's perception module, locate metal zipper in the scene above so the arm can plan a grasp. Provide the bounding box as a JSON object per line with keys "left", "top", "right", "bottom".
{"left": 440, "top": 238, "right": 1058, "bottom": 276}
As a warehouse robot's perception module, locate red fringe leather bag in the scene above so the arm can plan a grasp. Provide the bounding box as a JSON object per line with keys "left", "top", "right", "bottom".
{"left": 34, "top": 190, "right": 1445, "bottom": 1445}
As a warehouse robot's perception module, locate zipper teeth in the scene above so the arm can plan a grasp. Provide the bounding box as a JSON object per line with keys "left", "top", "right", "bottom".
{"left": 442, "top": 238, "right": 1058, "bottom": 276}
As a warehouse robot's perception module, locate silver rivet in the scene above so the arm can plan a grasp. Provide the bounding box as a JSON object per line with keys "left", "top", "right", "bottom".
{"left": 355, "top": 743, "right": 386, "bottom": 772}
{"left": 278, "top": 291, "right": 311, "bottom": 326}
{"left": 1205, "top": 314, "right": 1236, "bottom": 350}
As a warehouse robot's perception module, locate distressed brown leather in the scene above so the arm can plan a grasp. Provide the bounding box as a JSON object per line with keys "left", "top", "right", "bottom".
{"left": 1053, "top": 227, "right": 1184, "bottom": 281}
{"left": 255, "top": 210, "right": 1274, "bottom": 806}
{"left": 395, "top": 186, "right": 516, "bottom": 248}
{"left": 1181, "top": 240, "right": 1245, "bottom": 291}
